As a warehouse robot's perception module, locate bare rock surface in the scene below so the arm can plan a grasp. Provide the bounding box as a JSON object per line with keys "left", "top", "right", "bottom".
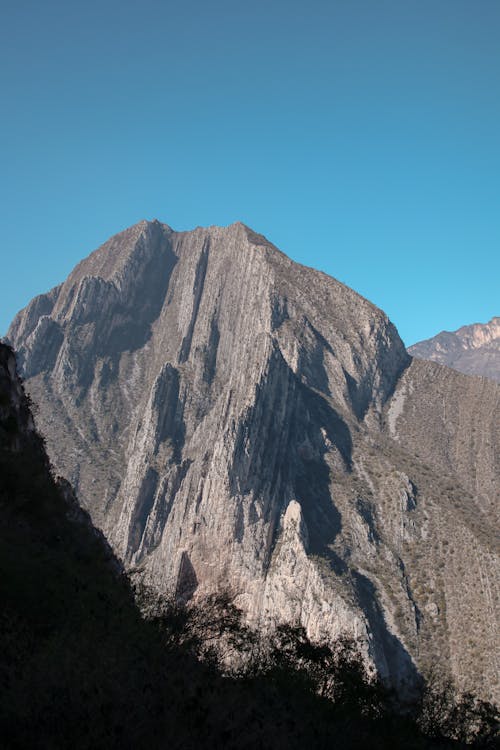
{"left": 7, "top": 220, "right": 499, "bottom": 701}
{"left": 409, "top": 317, "right": 500, "bottom": 382}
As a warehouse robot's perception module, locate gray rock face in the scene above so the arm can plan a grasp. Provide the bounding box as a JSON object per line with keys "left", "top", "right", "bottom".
{"left": 409, "top": 318, "right": 500, "bottom": 382}
{"left": 7, "top": 220, "right": 500, "bottom": 701}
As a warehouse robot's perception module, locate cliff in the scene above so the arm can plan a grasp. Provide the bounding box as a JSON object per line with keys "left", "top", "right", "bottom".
{"left": 409, "top": 317, "right": 500, "bottom": 382}
{"left": 7, "top": 220, "right": 499, "bottom": 702}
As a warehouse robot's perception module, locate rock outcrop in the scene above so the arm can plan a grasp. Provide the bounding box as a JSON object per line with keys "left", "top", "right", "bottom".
{"left": 7, "top": 220, "right": 499, "bottom": 701}
{"left": 409, "top": 317, "right": 500, "bottom": 382}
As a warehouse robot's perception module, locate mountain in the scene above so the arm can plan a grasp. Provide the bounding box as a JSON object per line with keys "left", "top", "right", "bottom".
{"left": 6, "top": 340, "right": 484, "bottom": 750}
{"left": 6, "top": 220, "right": 500, "bottom": 704}
{"left": 0, "top": 341, "right": 162, "bottom": 746}
{"left": 409, "top": 318, "right": 500, "bottom": 382}
{"left": 0, "top": 340, "right": 161, "bottom": 746}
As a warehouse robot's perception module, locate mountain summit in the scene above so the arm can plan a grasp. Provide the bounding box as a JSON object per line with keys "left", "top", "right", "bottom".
{"left": 7, "top": 220, "right": 499, "bottom": 702}
{"left": 409, "top": 317, "right": 500, "bottom": 382}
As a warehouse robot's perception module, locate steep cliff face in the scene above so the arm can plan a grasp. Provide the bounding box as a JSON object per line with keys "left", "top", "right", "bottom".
{"left": 7, "top": 220, "right": 499, "bottom": 701}
{"left": 409, "top": 318, "right": 500, "bottom": 382}
{"left": 5, "top": 344, "right": 483, "bottom": 750}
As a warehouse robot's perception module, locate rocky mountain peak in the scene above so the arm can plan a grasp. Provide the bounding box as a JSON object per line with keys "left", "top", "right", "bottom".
{"left": 456, "top": 316, "right": 499, "bottom": 348}
{"left": 6, "top": 220, "right": 499, "bottom": 703}
{"left": 409, "top": 316, "right": 500, "bottom": 382}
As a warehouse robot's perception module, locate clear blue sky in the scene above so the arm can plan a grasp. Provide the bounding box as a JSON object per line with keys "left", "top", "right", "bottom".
{"left": 1, "top": 0, "right": 499, "bottom": 345}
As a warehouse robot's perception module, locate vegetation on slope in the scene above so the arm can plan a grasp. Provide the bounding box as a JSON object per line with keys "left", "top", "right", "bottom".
{"left": 0, "top": 343, "right": 498, "bottom": 749}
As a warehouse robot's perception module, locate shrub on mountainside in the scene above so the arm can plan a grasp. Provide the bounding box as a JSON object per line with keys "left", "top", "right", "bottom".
{"left": 1, "top": 342, "right": 498, "bottom": 749}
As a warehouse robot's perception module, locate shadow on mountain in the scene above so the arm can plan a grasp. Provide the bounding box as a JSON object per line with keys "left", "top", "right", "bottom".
{"left": 179, "top": 237, "right": 210, "bottom": 364}
{"left": 1, "top": 343, "right": 497, "bottom": 749}
{"left": 60, "top": 228, "right": 178, "bottom": 401}
{"left": 229, "top": 346, "right": 350, "bottom": 556}
{"left": 228, "top": 345, "right": 420, "bottom": 690}
{"left": 353, "top": 571, "right": 420, "bottom": 691}
{"left": 104, "top": 226, "right": 178, "bottom": 356}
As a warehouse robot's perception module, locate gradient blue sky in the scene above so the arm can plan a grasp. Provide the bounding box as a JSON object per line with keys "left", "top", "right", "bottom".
{"left": 1, "top": 0, "right": 499, "bottom": 344}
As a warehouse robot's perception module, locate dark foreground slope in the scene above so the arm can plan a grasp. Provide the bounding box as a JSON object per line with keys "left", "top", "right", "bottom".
{"left": 7, "top": 220, "right": 499, "bottom": 703}
{"left": 3, "top": 343, "right": 498, "bottom": 749}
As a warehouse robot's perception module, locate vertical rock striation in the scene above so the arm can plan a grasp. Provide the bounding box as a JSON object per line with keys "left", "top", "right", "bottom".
{"left": 7, "top": 220, "right": 499, "bottom": 701}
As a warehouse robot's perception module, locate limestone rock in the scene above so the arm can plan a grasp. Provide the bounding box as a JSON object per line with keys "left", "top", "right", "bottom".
{"left": 409, "top": 317, "right": 500, "bottom": 382}
{"left": 7, "top": 220, "right": 499, "bottom": 701}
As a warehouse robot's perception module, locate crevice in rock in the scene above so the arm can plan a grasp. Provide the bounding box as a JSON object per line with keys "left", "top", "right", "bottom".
{"left": 152, "top": 364, "right": 186, "bottom": 460}
{"left": 229, "top": 344, "right": 352, "bottom": 568}
{"left": 175, "top": 551, "right": 198, "bottom": 602}
{"left": 203, "top": 312, "right": 220, "bottom": 385}
{"left": 179, "top": 237, "right": 210, "bottom": 363}
{"left": 127, "top": 467, "right": 159, "bottom": 558}
{"left": 270, "top": 292, "right": 289, "bottom": 331}
{"left": 352, "top": 570, "right": 421, "bottom": 691}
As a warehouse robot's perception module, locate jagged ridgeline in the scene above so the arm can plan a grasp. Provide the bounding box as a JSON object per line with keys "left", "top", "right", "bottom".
{"left": 409, "top": 317, "right": 500, "bottom": 382}
{"left": 6, "top": 220, "right": 500, "bottom": 705}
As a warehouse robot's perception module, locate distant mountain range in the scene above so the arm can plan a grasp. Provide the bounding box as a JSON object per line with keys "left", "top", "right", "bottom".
{"left": 6, "top": 220, "right": 499, "bottom": 705}
{"left": 409, "top": 318, "right": 500, "bottom": 382}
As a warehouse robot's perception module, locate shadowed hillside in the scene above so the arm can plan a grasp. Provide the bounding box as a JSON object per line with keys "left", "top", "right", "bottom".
{"left": 1, "top": 342, "right": 499, "bottom": 749}
{"left": 7, "top": 221, "right": 500, "bottom": 703}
